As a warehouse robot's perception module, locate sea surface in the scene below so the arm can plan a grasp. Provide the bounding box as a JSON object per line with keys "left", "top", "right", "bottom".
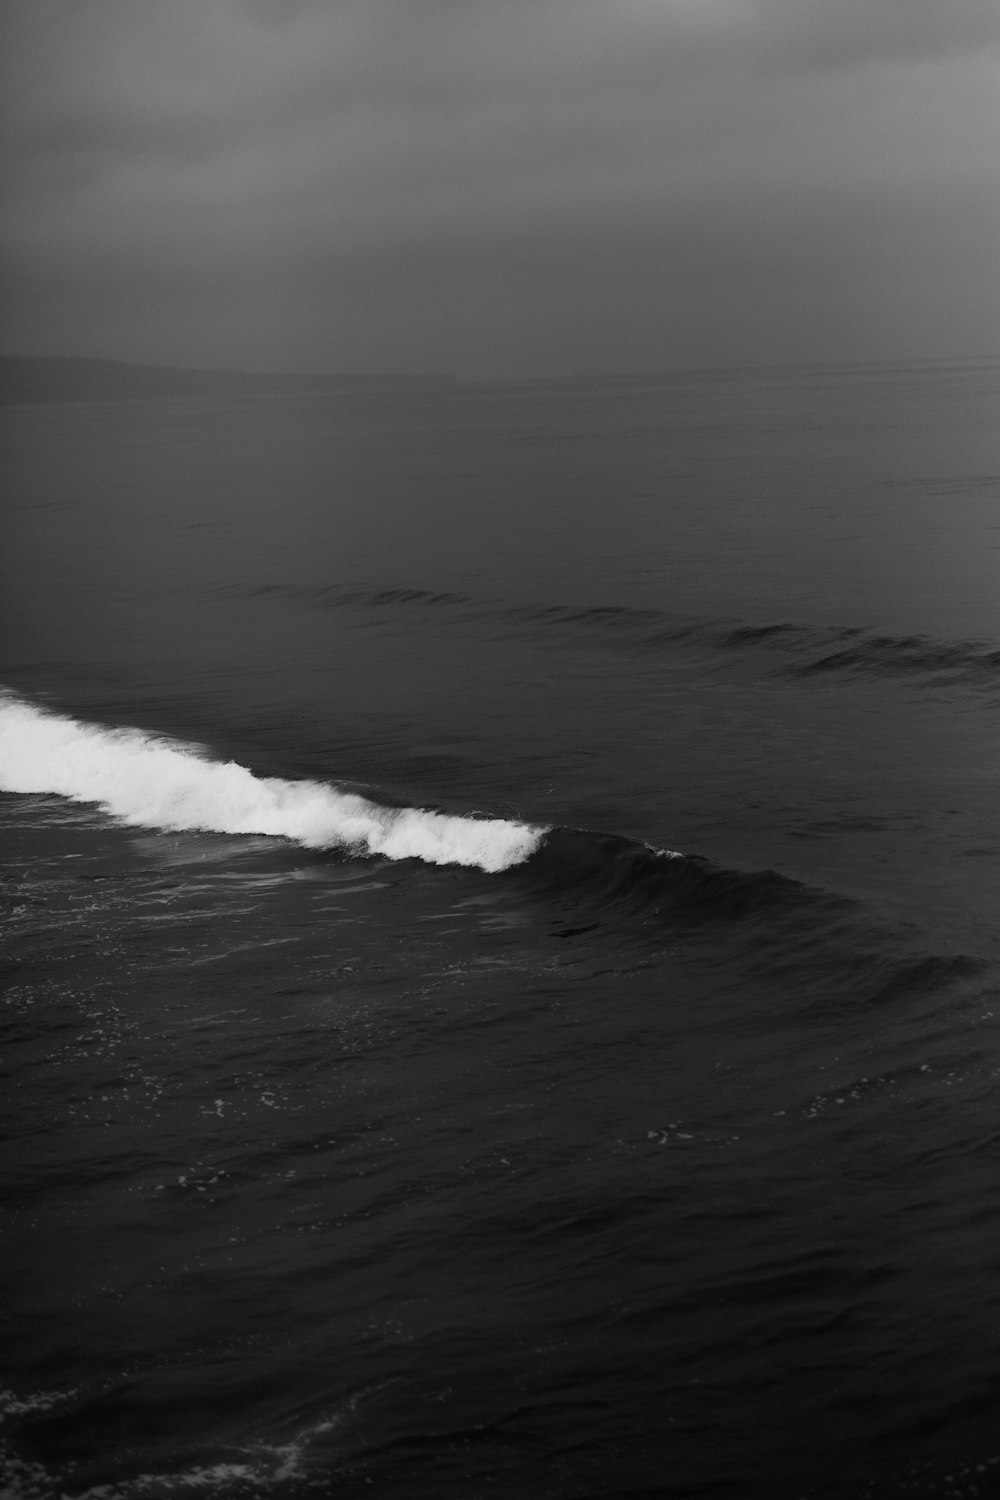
{"left": 1, "top": 359, "right": 999, "bottom": 1499}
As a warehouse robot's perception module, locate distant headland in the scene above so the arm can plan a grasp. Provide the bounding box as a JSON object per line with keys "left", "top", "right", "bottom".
{"left": 0, "top": 355, "right": 458, "bottom": 405}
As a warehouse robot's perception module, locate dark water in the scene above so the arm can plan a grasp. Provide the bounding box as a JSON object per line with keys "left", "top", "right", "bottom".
{"left": 2, "top": 360, "right": 999, "bottom": 1499}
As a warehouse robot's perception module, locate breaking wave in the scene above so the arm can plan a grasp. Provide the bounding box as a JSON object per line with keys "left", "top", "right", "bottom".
{"left": 2, "top": 693, "right": 990, "bottom": 1016}
{"left": 0, "top": 692, "right": 842, "bottom": 931}
{"left": 0, "top": 694, "right": 543, "bottom": 873}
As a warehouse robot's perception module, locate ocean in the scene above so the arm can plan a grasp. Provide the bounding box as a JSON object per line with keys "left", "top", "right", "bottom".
{"left": 1, "top": 358, "right": 998, "bottom": 1499}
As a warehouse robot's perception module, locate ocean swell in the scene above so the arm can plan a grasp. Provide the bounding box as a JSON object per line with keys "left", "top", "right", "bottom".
{"left": 239, "top": 583, "right": 1000, "bottom": 689}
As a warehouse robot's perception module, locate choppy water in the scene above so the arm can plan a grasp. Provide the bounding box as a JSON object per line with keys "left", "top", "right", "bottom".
{"left": 2, "top": 360, "right": 999, "bottom": 1498}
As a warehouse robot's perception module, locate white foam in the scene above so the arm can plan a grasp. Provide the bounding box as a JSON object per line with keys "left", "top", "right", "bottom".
{"left": 0, "top": 694, "right": 544, "bottom": 873}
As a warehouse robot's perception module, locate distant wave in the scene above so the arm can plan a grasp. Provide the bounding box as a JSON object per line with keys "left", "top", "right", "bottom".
{"left": 0, "top": 694, "right": 543, "bottom": 873}
{"left": 784, "top": 635, "right": 1000, "bottom": 682}
{"left": 238, "top": 583, "right": 1000, "bottom": 689}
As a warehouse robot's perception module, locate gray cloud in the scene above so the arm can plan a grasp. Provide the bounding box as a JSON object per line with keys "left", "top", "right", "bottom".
{"left": 2, "top": 0, "right": 997, "bottom": 374}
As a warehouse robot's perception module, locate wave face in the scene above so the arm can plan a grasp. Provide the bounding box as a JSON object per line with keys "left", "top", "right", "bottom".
{"left": 0, "top": 694, "right": 543, "bottom": 872}
{"left": 518, "top": 826, "right": 847, "bottom": 926}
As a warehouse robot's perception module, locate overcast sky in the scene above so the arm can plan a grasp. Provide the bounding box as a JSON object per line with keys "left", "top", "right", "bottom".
{"left": 1, "top": 0, "right": 998, "bottom": 377}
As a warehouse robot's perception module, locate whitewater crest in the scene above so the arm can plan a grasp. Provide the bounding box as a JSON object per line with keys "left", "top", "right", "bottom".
{"left": 0, "top": 694, "right": 543, "bottom": 873}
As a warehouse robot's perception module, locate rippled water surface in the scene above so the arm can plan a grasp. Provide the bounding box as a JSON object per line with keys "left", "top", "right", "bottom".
{"left": 2, "top": 360, "right": 999, "bottom": 1498}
